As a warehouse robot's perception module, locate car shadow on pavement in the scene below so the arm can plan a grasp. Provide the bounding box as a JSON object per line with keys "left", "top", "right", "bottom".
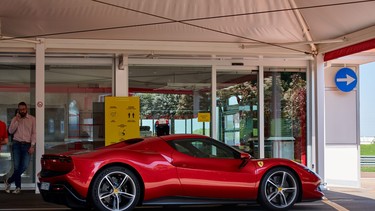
{"left": 1, "top": 189, "right": 374, "bottom": 211}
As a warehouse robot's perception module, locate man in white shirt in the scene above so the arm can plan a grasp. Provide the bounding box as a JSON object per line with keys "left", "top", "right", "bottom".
{"left": 4, "top": 102, "right": 36, "bottom": 194}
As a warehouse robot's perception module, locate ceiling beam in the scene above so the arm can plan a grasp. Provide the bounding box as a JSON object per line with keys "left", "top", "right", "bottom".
{"left": 319, "top": 25, "right": 375, "bottom": 54}
{"left": 288, "top": 0, "right": 317, "bottom": 54}
{"left": 44, "top": 38, "right": 311, "bottom": 58}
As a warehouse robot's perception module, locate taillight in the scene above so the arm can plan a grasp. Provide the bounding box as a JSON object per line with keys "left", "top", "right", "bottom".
{"left": 41, "top": 155, "right": 74, "bottom": 175}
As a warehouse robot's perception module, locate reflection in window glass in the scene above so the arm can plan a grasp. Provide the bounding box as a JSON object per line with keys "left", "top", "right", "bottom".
{"left": 216, "top": 70, "right": 259, "bottom": 157}
{"left": 44, "top": 56, "right": 112, "bottom": 154}
{"left": 186, "top": 119, "right": 192, "bottom": 134}
{"left": 192, "top": 118, "right": 209, "bottom": 135}
{"left": 0, "top": 55, "right": 35, "bottom": 184}
{"left": 225, "top": 132, "right": 235, "bottom": 146}
{"left": 131, "top": 66, "right": 211, "bottom": 136}
{"left": 140, "top": 119, "right": 154, "bottom": 137}
{"left": 225, "top": 115, "right": 234, "bottom": 130}
{"left": 174, "top": 119, "right": 186, "bottom": 134}
{"left": 234, "top": 113, "right": 240, "bottom": 129}
{"left": 170, "top": 138, "right": 236, "bottom": 159}
{"left": 228, "top": 96, "right": 238, "bottom": 105}
{"left": 264, "top": 69, "right": 307, "bottom": 164}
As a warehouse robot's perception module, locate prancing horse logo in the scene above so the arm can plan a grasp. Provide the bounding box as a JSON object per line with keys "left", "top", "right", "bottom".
{"left": 257, "top": 161, "right": 264, "bottom": 167}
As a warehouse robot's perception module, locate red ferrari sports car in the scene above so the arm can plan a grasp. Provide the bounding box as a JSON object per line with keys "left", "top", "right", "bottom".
{"left": 38, "top": 134, "right": 323, "bottom": 211}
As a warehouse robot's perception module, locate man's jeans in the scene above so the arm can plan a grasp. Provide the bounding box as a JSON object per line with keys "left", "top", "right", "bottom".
{"left": 8, "top": 141, "right": 31, "bottom": 189}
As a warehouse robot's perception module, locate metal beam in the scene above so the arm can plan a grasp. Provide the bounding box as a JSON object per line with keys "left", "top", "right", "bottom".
{"left": 288, "top": 0, "right": 317, "bottom": 54}
{"left": 319, "top": 25, "right": 375, "bottom": 54}
{"left": 44, "top": 39, "right": 310, "bottom": 57}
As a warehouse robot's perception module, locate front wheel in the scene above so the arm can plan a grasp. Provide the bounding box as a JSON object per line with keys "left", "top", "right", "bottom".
{"left": 258, "top": 167, "right": 300, "bottom": 210}
{"left": 91, "top": 166, "right": 141, "bottom": 211}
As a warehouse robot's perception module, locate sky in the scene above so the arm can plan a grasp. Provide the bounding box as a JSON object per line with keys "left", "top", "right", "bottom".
{"left": 360, "top": 62, "right": 375, "bottom": 136}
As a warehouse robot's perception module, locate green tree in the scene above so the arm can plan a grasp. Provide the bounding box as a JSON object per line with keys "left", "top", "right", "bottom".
{"left": 136, "top": 93, "right": 180, "bottom": 119}
{"left": 137, "top": 93, "right": 154, "bottom": 118}
{"left": 176, "top": 94, "right": 193, "bottom": 118}
{"left": 283, "top": 74, "right": 306, "bottom": 137}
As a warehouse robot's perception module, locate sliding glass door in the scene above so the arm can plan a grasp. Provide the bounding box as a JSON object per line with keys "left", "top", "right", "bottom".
{"left": 216, "top": 69, "right": 259, "bottom": 157}
{"left": 264, "top": 68, "right": 307, "bottom": 164}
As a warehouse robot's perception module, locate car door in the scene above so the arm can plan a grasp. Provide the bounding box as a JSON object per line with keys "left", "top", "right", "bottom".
{"left": 170, "top": 138, "right": 258, "bottom": 199}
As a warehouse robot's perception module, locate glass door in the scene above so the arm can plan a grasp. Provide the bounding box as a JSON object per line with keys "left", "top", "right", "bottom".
{"left": 44, "top": 54, "right": 113, "bottom": 154}
{"left": 0, "top": 53, "right": 36, "bottom": 185}
{"left": 216, "top": 69, "right": 259, "bottom": 158}
{"left": 264, "top": 68, "right": 307, "bottom": 164}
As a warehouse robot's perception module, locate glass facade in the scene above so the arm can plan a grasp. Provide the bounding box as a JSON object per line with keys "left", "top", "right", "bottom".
{"left": 0, "top": 54, "right": 36, "bottom": 183}
{"left": 130, "top": 66, "right": 212, "bottom": 136}
{"left": 0, "top": 52, "right": 309, "bottom": 187}
{"left": 1, "top": 54, "right": 113, "bottom": 185}
{"left": 44, "top": 57, "right": 113, "bottom": 154}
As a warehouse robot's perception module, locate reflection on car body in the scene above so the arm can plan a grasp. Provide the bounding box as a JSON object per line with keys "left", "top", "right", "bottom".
{"left": 38, "top": 134, "right": 323, "bottom": 211}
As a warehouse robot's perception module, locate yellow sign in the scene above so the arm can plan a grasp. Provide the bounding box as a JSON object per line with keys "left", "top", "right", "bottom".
{"left": 198, "top": 112, "right": 211, "bottom": 122}
{"left": 257, "top": 161, "right": 264, "bottom": 167}
{"left": 105, "top": 96, "right": 140, "bottom": 146}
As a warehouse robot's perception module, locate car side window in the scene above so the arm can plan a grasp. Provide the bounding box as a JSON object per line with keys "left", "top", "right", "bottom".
{"left": 170, "top": 138, "right": 237, "bottom": 159}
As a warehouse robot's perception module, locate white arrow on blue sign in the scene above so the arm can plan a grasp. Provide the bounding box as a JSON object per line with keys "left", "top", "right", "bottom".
{"left": 335, "top": 67, "right": 357, "bottom": 92}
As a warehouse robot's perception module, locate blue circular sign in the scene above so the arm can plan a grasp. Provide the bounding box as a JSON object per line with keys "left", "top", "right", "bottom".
{"left": 335, "top": 68, "right": 357, "bottom": 92}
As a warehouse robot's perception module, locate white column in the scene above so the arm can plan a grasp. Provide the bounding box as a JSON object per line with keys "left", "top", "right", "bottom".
{"left": 314, "top": 54, "right": 326, "bottom": 185}
{"left": 35, "top": 38, "right": 45, "bottom": 193}
{"left": 211, "top": 65, "right": 217, "bottom": 139}
{"left": 306, "top": 61, "right": 313, "bottom": 169}
{"left": 115, "top": 54, "right": 129, "bottom": 96}
{"left": 259, "top": 64, "right": 265, "bottom": 158}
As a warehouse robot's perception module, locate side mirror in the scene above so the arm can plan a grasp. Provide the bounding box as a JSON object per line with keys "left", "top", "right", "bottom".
{"left": 240, "top": 152, "right": 251, "bottom": 160}
{"left": 239, "top": 152, "right": 250, "bottom": 169}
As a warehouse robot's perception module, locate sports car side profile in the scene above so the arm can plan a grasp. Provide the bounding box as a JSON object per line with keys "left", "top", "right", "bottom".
{"left": 38, "top": 134, "right": 324, "bottom": 211}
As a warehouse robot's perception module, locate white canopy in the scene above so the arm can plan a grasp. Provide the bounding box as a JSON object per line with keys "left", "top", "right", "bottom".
{"left": 1, "top": 0, "right": 375, "bottom": 62}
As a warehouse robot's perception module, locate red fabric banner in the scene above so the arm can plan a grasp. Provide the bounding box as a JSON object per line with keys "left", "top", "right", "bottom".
{"left": 324, "top": 38, "right": 375, "bottom": 61}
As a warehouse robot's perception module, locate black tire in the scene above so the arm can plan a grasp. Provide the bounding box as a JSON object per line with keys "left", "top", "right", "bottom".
{"left": 90, "top": 166, "right": 141, "bottom": 211}
{"left": 258, "top": 167, "right": 300, "bottom": 211}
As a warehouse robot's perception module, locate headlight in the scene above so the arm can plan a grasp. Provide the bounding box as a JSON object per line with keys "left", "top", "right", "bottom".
{"left": 293, "top": 161, "right": 322, "bottom": 179}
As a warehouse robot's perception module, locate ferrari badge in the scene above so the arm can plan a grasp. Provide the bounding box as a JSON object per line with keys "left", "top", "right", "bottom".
{"left": 257, "top": 161, "right": 264, "bottom": 167}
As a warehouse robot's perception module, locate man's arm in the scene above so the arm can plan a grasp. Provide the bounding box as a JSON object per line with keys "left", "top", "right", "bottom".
{"left": 8, "top": 116, "right": 19, "bottom": 134}
{"left": 28, "top": 116, "right": 37, "bottom": 154}
{"left": 30, "top": 116, "right": 37, "bottom": 146}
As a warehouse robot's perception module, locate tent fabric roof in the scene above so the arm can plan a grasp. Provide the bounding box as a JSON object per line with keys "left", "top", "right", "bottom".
{"left": 1, "top": 0, "right": 375, "bottom": 60}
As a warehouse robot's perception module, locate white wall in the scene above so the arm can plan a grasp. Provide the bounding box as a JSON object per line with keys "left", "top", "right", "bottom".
{"left": 324, "top": 65, "right": 360, "bottom": 188}
{"left": 325, "top": 145, "right": 360, "bottom": 187}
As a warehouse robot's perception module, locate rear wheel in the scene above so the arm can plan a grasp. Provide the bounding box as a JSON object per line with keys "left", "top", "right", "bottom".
{"left": 91, "top": 166, "right": 141, "bottom": 211}
{"left": 258, "top": 167, "right": 299, "bottom": 210}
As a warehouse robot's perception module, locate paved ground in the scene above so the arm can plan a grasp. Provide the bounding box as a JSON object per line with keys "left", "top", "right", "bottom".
{"left": 0, "top": 173, "right": 374, "bottom": 211}
{"left": 320, "top": 172, "right": 375, "bottom": 211}
{"left": 327, "top": 172, "right": 375, "bottom": 200}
